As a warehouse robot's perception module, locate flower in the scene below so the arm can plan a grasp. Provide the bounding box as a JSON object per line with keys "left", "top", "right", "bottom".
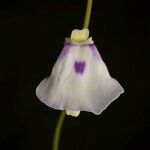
{"left": 36, "top": 29, "right": 124, "bottom": 117}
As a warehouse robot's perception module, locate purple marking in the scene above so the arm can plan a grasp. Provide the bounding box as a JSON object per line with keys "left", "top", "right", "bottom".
{"left": 59, "top": 43, "right": 101, "bottom": 61}
{"left": 89, "top": 45, "right": 101, "bottom": 60}
{"left": 59, "top": 44, "right": 71, "bottom": 59}
{"left": 74, "top": 60, "right": 86, "bottom": 74}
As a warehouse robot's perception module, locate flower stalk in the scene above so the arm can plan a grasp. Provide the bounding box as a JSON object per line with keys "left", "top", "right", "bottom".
{"left": 52, "top": 111, "right": 66, "bottom": 150}
{"left": 83, "top": 0, "right": 93, "bottom": 28}
{"left": 52, "top": 0, "right": 93, "bottom": 150}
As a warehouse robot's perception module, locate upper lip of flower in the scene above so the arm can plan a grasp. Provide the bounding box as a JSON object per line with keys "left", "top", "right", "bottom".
{"left": 70, "top": 29, "right": 89, "bottom": 44}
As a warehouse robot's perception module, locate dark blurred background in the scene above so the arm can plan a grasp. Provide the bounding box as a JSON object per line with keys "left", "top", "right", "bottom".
{"left": 0, "top": 0, "right": 149, "bottom": 150}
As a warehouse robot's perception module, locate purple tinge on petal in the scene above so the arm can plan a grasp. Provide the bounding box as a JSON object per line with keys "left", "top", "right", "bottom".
{"left": 74, "top": 60, "right": 86, "bottom": 74}
{"left": 89, "top": 45, "right": 101, "bottom": 60}
{"left": 58, "top": 44, "right": 72, "bottom": 59}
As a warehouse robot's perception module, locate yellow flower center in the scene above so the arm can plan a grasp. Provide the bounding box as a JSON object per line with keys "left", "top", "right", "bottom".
{"left": 71, "top": 29, "right": 89, "bottom": 44}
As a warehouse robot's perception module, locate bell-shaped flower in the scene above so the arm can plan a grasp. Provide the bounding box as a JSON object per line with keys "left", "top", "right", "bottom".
{"left": 36, "top": 29, "right": 124, "bottom": 117}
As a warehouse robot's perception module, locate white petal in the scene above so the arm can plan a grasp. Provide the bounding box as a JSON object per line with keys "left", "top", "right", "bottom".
{"left": 36, "top": 44, "right": 124, "bottom": 115}
{"left": 66, "top": 110, "right": 80, "bottom": 117}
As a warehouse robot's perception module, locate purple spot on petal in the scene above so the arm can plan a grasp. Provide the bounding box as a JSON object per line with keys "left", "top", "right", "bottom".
{"left": 74, "top": 60, "right": 86, "bottom": 74}
{"left": 89, "top": 45, "right": 101, "bottom": 60}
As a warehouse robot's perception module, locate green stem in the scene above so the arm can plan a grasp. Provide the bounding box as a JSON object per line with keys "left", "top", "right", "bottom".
{"left": 83, "top": 0, "right": 93, "bottom": 28}
{"left": 52, "top": 1, "right": 93, "bottom": 150}
{"left": 52, "top": 111, "right": 66, "bottom": 150}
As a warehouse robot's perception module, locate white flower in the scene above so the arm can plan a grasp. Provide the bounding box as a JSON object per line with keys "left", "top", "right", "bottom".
{"left": 36, "top": 29, "right": 124, "bottom": 117}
